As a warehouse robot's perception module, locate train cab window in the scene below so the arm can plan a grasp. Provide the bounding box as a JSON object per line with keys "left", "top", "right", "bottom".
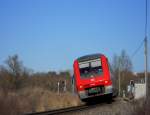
{"left": 79, "top": 59, "right": 103, "bottom": 78}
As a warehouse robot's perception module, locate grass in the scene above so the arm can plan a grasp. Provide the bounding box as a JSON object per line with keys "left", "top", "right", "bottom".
{"left": 0, "top": 87, "right": 148, "bottom": 115}
{"left": 0, "top": 87, "right": 81, "bottom": 115}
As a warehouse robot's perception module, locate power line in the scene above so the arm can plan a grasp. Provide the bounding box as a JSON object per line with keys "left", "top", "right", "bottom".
{"left": 131, "top": 39, "right": 144, "bottom": 58}
{"left": 131, "top": 0, "right": 148, "bottom": 59}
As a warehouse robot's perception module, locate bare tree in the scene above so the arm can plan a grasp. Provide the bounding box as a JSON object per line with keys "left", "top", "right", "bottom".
{"left": 111, "top": 50, "right": 133, "bottom": 95}
{"left": 5, "top": 55, "right": 24, "bottom": 77}
{"left": 119, "top": 50, "right": 132, "bottom": 72}
{"left": 4, "top": 54, "right": 25, "bottom": 90}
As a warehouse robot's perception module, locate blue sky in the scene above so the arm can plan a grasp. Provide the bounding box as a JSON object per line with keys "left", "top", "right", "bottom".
{"left": 0, "top": 0, "right": 149, "bottom": 72}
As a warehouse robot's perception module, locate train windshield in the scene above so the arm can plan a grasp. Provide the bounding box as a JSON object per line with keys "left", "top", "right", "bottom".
{"left": 79, "top": 58, "right": 103, "bottom": 78}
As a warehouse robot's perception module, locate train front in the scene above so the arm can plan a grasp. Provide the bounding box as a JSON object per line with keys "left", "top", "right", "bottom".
{"left": 73, "top": 54, "right": 113, "bottom": 101}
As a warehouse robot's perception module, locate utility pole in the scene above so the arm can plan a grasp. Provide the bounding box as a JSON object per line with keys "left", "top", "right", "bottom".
{"left": 72, "top": 76, "right": 75, "bottom": 95}
{"left": 118, "top": 58, "right": 121, "bottom": 97}
{"left": 118, "top": 68, "right": 121, "bottom": 96}
{"left": 145, "top": 29, "right": 149, "bottom": 115}
{"left": 144, "top": 0, "right": 148, "bottom": 99}
{"left": 145, "top": 37, "right": 148, "bottom": 99}
{"left": 57, "top": 82, "right": 60, "bottom": 95}
{"left": 145, "top": 0, "right": 149, "bottom": 115}
{"left": 64, "top": 80, "right": 67, "bottom": 92}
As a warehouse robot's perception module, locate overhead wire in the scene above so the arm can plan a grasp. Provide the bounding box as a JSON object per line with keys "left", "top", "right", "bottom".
{"left": 131, "top": 39, "right": 144, "bottom": 59}
{"left": 131, "top": 0, "right": 148, "bottom": 59}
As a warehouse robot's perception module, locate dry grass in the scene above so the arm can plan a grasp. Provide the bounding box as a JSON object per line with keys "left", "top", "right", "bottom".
{"left": 65, "top": 98, "right": 147, "bottom": 115}
{"left": 19, "top": 87, "right": 81, "bottom": 112}
{"left": 0, "top": 91, "right": 23, "bottom": 115}
{"left": 0, "top": 87, "right": 147, "bottom": 115}
{"left": 131, "top": 98, "right": 145, "bottom": 115}
{"left": 0, "top": 88, "right": 81, "bottom": 115}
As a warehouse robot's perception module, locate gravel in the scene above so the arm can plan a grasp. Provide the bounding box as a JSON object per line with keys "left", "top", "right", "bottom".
{"left": 62, "top": 98, "right": 135, "bottom": 115}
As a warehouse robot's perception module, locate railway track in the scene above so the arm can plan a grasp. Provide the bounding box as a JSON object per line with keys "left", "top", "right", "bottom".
{"left": 25, "top": 98, "right": 115, "bottom": 115}
{"left": 25, "top": 105, "right": 89, "bottom": 115}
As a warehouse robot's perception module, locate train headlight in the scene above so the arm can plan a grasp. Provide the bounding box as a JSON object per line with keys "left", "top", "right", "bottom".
{"left": 104, "top": 80, "right": 108, "bottom": 84}
{"left": 79, "top": 85, "right": 83, "bottom": 88}
{"left": 105, "top": 85, "right": 113, "bottom": 93}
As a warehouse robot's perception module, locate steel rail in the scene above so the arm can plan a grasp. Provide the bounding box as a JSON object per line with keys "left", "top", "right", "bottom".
{"left": 25, "top": 105, "right": 90, "bottom": 115}
{"left": 25, "top": 102, "right": 110, "bottom": 115}
{"left": 25, "top": 98, "right": 116, "bottom": 115}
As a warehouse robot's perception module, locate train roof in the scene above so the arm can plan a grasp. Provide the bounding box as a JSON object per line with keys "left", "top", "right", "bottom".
{"left": 77, "top": 53, "right": 105, "bottom": 62}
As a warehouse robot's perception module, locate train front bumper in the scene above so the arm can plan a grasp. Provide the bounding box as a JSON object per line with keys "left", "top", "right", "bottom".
{"left": 78, "top": 85, "right": 113, "bottom": 100}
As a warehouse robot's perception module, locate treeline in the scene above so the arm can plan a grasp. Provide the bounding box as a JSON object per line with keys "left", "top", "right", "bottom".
{"left": 0, "top": 55, "right": 81, "bottom": 115}
{"left": 110, "top": 50, "right": 150, "bottom": 95}
{"left": 0, "top": 55, "right": 72, "bottom": 93}
{"left": 0, "top": 51, "right": 150, "bottom": 115}
{"left": 0, "top": 51, "right": 149, "bottom": 95}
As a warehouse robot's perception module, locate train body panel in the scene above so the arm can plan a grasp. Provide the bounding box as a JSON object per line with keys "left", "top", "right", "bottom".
{"left": 73, "top": 53, "right": 113, "bottom": 101}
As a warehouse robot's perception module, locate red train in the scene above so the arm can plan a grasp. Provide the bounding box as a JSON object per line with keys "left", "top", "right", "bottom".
{"left": 73, "top": 53, "right": 113, "bottom": 101}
